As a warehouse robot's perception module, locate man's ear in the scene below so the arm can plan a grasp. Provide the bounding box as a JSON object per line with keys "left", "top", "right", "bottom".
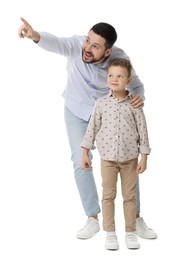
{"left": 105, "top": 48, "right": 112, "bottom": 57}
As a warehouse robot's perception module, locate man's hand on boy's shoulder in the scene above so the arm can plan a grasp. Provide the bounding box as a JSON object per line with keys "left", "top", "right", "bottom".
{"left": 130, "top": 95, "right": 144, "bottom": 109}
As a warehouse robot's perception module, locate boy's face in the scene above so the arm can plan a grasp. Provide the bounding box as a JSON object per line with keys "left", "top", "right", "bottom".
{"left": 82, "top": 30, "right": 112, "bottom": 64}
{"left": 107, "top": 65, "right": 132, "bottom": 92}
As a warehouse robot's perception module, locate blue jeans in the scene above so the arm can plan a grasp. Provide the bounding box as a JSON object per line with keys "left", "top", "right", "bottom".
{"left": 64, "top": 106, "right": 140, "bottom": 216}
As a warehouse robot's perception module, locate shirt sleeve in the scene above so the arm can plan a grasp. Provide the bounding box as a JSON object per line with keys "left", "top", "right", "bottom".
{"left": 81, "top": 101, "right": 102, "bottom": 150}
{"left": 37, "top": 32, "right": 82, "bottom": 57}
{"left": 133, "top": 108, "right": 151, "bottom": 154}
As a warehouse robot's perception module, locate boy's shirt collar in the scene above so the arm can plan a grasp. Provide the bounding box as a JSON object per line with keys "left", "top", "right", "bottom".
{"left": 108, "top": 90, "right": 132, "bottom": 101}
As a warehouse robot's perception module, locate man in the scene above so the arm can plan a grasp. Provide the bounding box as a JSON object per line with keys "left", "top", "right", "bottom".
{"left": 18, "top": 18, "right": 157, "bottom": 240}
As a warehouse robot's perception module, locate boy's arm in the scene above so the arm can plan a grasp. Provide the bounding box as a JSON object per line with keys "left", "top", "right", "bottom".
{"left": 82, "top": 148, "right": 92, "bottom": 169}
{"left": 136, "top": 154, "right": 147, "bottom": 174}
{"left": 134, "top": 108, "right": 151, "bottom": 155}
{"left": 134, "top": 108, "right": 150, "bottom": 174}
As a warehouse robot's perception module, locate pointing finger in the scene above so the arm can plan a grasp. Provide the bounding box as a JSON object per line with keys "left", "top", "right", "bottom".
{"left": 20, "top": 17, "right": 30, "bottom": 26}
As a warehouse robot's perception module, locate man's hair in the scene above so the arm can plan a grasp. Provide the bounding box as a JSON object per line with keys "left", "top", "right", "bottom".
{"left": 89, "top": 22, "right": 117, "bottom": 49}
{"left": 108, "top": 58, "right": 132, "bottom": 77}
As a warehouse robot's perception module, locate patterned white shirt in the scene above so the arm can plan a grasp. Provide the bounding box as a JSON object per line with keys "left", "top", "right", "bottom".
{"left": 81, "top": 91, "right": 151, "bottom": 162}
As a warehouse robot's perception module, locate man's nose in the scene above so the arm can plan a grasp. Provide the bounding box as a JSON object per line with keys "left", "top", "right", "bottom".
{"left": 85, "top": 44, "right": 92, "bottom": 51}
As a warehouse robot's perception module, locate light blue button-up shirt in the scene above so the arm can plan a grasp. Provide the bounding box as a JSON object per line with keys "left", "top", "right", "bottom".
{"left": 37, "top": 32, "right": 144, "bottom": 121}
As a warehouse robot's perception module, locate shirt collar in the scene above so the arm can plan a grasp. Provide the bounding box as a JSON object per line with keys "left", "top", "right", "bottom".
{"left": 108, "top": 90, "right": 132, "bottom": 101}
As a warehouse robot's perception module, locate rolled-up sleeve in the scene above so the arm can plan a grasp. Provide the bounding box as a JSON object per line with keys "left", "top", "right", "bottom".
{"left": 134, "top": 108, "right": 151, "bottom": 155}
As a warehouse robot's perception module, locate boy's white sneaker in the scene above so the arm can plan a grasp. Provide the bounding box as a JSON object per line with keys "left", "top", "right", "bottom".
{"left": 125, "top": 232, "right": 140, "bottom": 249}
{"left": 76, "top": 217, "right": 100, "bottom": 239}
{"left": 105, "top": 234, "right": 119, "bottom": 250}
{"left": 135, "top": 217, "right": 157, "bottom": 239}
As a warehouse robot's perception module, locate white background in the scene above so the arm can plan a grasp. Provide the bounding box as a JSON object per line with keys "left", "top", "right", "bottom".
{"left": 0, "top": 0, "right": 178, "bottom": 259}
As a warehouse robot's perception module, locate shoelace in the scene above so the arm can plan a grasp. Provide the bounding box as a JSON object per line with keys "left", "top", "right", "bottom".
{"left": 84, "top": 218, "right": 92, "bottom": 227}
{"left": 127, "top": 234, "right": 137, "bottom": 241}
{"left": 107, "top": 235, "right": 117, "bottom": 242}
{"left": 83, "top": 218, "right": 97, "bottom": 229}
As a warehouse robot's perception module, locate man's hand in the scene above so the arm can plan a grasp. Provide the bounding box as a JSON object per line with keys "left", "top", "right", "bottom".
{"left": 18, "top": 17, "right": 40, "bottom": 42}
{"left": 130, "top": 95, "right": 144, "bottom": 109}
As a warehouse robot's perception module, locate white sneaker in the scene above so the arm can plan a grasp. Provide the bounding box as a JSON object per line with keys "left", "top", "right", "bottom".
{"left": 76, "top": 217, "right": 100, "bottom": 239}
{"left": 135, "top": 217, "right": 157, "bottom": 239}
{"left": 125, "top": 232, "right": 140, "bottom": 249}
{"left": 105, "top": 234, "right": 119, "bottom": 250}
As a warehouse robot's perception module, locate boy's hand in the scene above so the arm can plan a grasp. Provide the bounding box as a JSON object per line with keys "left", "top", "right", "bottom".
{"left": 82, "top": 151, "right": 92, "bottom": 169}
{"left": 136, "top": 154, "right": 147, "bottom": 174}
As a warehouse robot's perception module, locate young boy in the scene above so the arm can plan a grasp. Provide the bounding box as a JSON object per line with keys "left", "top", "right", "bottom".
{"left": 81, "top": 58, "right": 151, "bottom": 250}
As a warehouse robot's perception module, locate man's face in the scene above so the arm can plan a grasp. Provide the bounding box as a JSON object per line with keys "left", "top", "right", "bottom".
{"left": 82, "top": 30, "right": 111, "bottom": 64}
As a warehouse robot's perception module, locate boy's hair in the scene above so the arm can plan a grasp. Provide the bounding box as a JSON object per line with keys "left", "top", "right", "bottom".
{"left": 108, "top": 58, "right": 132, "bottom": 77}
{"left": 89, "top": 22, "right": 117, "bottom": 49}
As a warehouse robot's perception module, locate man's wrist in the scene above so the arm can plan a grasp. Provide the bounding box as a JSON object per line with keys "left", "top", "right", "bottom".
{"left": 32, "top": 31, "right": 40, "bottom": 43}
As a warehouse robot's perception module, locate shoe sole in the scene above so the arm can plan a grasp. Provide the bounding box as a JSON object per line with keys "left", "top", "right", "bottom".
{"left": 105, "top": 246, "right": 119, "bottom": 250}
{"left": 135, "top": 231, "right": 157, "bottom": 239}
{"left": 77, "top": 229, "right": 100, "bottom": 239}
{"left": 126, "top": 243, "right": 140, "bottom": 249}
{"left": 127, "top": 246, "right": 140, "bottom": 250}
{"left": 105, "top": 241, "right": 119, "bottom": 250}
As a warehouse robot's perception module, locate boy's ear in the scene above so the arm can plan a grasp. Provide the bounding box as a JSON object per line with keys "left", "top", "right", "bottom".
{"left": 127, "top": 77, "right": 132, "bottom": 85}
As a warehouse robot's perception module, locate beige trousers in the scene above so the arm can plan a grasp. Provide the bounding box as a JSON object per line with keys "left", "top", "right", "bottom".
{"left": 101, "top": 158, "right": 138, "bottom": 232}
